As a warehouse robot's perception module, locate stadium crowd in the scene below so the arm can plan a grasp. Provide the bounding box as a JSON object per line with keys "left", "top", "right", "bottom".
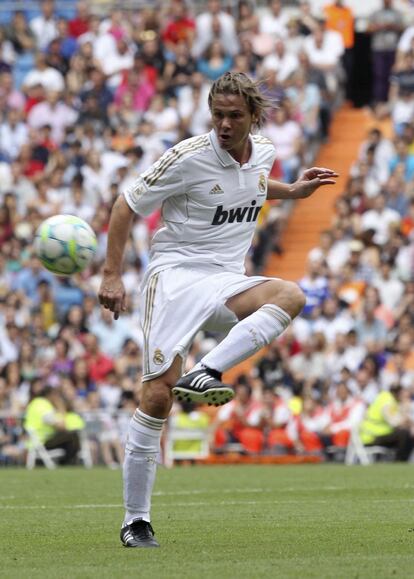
{"left": 0, "top": 0, "right": 414, "bottom": 466}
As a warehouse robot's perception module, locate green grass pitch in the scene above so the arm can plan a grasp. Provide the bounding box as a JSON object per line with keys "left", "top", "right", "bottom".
{"left": 1, "top": 464, "right": 413, "bottom": 578}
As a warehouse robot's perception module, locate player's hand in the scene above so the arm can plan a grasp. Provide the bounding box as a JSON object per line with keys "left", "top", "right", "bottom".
{"left": 294, "top": 167, "right": 339, "bottom": 199}
{"left": 98, "top": 272, "right": 126, "bottom": 320}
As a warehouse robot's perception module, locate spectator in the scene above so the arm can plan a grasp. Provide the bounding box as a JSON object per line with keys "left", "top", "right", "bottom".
{"left": 262, "top": 39, "right": 299, "bottom": 86}
{"left": 297, "top": 1, "right": 319, "bottom": 37}
{"left": 262, "top": 105, "right": 303, "bottom": 182}
{"left": 284, "top": 17, "right": 306, "bottom": 57}
{"left": 162, "top": 42, "right": 196, "bottom": 95}
{"left": 259, "top": 0, "right": 288, "bottom": 39}
{"left": 0, "top": 108, "right": 28, "bottom": 161}
{"left": 6, "top": 11, "right": 35, "bottom": 55}
{"left": 23, "top": 51, "right": 64, "bottom": 93}
{"left": 258, "top": 389, "right": 292, "bottom": 454}
{"left": 161, "top": 0, "right": 195, "bottom": 53}
{"left": 360, "top": 193, "right": 401, "bottom": 245}
{"left": 68, "top": 1, "right": 90, "bottom": 39}
{"left": 286, "top": 69, "right": 321, "bottom": 142}
{"left": 30, "top": 0, "right": 58, "bottom": 51}
{"left": 98, "top": 37, "right": 134, "bottom": 90}
{"left": 27, "top": 90, "right": 78, "bottom": 145}
{"left": 84, "top": 390, "right": 123, "bottom": 468}
{"left": 89, "top": 307, "right": 133, "bottom": 358}
{"left": 83, "top": 332, "right": 114, "bottom": 384}
{"left": 197, "top": 40, "right": 232, "bottom": 81}
{"left": 24, "top": 384, "right": 80, "bottom": 464}
{"left": 289, "top": 334, "right": 328, "bottom": 383}
{"left": 323, "top": 0, "right": 355, "bottom": 101}
{"left": 192, "top": 0, "right": 239, "bottom": 59}
{"left": 359, "top": 385, "right": 413, "bottom": 461}
{"left": 303, "top": 18, "right": 344, "bottom": 95}
{"left": 298, "top": 258, "right": 329, "bottom": 318}
{"left": 236, "top": 0, "right": 259, "bottom": 37}
{"left": 213, "top": 380, "right": 264, "bottom": 454}
{"left": 368, "top": 0, "right": 404, "bottom": 104}
{"left": 323, "top": 381, "right": 365, "bottom": 450}
{"left": 372, "top": 258, "right": 404, "bottom": 311}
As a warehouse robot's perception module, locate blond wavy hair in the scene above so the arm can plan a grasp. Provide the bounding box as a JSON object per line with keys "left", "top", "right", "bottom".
{"left": 208, "top": 72, "right": 273, "bottom": 129}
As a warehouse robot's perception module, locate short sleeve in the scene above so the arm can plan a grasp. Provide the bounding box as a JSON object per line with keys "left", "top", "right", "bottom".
{"left": 123, "top": 149, "right": 184, "bottom": 216}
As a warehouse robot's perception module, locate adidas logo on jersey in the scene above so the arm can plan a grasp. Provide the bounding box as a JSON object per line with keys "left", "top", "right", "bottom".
{"left": 211, "top": 201, "right": 262, "bottom": 225}
{"left": 209, "top": 183, "right": 224, "bottom": 195}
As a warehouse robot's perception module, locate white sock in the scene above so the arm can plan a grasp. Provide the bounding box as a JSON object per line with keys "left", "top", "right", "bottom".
{"left": 199, "top": 304, "right": 291, "bottom": 373}
{"left": 123, "top": 408, "right": 166, "bottom": 525}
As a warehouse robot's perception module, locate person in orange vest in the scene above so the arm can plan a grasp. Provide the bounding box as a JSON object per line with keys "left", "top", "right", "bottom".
{"left": 323, "top": 1, "right": 355, "bottom": 102}
{"left": 259, "top": 388, "right": 293, "bottom": 453}
{"left": 213, "top": 380, "right": 264, "bottom": 453}
{"left": 323, "top": 381, "right": 366, "bottom": 447}
{"left": 287, "top": 394, "right": 328, "bottom": 455}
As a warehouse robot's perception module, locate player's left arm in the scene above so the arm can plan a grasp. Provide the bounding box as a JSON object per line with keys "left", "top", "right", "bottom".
{"left": 267, "top": 167, "right": 339, "bottom": 200}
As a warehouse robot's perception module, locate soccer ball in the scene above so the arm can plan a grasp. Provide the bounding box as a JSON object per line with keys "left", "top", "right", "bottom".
{"left": 34, "top": 214, "right": 97, "bottom": 276}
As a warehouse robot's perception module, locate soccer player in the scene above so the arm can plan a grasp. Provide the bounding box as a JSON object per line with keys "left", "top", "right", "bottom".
{"left": 98, "top": 72, "right": 338, "bottom": 548}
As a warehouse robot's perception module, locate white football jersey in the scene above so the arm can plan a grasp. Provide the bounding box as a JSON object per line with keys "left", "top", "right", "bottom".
{"left": 123, "top": 129, "right": 276, "bottom": 281}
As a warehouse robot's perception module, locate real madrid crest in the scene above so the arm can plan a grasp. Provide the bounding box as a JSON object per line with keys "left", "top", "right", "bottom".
{"left": 153, "top": 348, "right": 165, "bottom": 365}
{"left": 258, "top": 173, "right": 266, "bottom": 194}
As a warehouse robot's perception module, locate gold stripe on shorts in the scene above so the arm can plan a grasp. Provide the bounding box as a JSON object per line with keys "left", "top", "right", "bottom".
{"left": 142, "top": 273, "right": 159, "bottom": 374}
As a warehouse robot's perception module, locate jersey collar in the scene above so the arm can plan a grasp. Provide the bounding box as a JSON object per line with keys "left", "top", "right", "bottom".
{"left": 209, "top": 129, "right": 258, "bottom": 168}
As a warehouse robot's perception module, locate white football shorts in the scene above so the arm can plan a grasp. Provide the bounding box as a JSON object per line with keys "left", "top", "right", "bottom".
{"left": 140, "top": 264, "right": 272, "bottom": 381}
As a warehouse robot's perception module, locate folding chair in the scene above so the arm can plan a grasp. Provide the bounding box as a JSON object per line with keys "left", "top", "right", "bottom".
{"left": 77, "top": 429, "right": 93, "bottom": 469}
{"left": 25, "top": 429, "right": 65, "bottom": 470}
{"left": 345, "top": 424, "right": 394, "bottom": 465}
{"left": 164, "top": 426, "right": 210, "bottom": 468}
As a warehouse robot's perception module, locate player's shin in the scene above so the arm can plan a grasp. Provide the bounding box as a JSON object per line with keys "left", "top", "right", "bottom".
{"left": 123, "top": 409, "right": 166, "bottom": 524}
{"left": 200, "top": 304, "right": 291, "bottom": 372}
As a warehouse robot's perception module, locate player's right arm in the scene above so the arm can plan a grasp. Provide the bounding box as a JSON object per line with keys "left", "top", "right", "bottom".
{"left": 98, "top": 195, "right": 134, "bottom": 320}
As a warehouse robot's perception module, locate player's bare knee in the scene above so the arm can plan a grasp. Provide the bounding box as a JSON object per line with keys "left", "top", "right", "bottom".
{"left": 271, "top": 281, "right": 305, "bottom": 318}
{"left": 141, "top": 381, "right": 173, "bottom": 418}
{"left": 286, "top": 282, "right": 306, "bottom": 318}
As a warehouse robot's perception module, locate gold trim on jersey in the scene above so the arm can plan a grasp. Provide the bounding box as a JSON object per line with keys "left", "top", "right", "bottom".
{"left": 144, "top": 135, "right": 210, "bottom": 187}
{"left": 142, "top": 273, "right": 159, "bottom": 374}
{"left": 252, "top": 135, "right": 273, "bottom": 146}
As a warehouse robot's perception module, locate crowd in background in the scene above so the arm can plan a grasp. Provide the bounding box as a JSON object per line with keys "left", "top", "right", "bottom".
{"left": 1, "top": 0, "right": 414, "bottom": 466}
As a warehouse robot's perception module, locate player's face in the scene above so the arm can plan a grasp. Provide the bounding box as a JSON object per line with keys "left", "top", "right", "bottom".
{"left": 211, "top": 93, "right": 254, "bottom": 161}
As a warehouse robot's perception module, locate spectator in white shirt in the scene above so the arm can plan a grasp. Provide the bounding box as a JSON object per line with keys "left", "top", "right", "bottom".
{"left": 0, "top": 108, "right": 28, "bottom": 161}
{"left": 262, "top": 39, "right": 299, "bottom": 85}
{"left": 80, "top": 150, "right": 110, "bottom": 204}
{"left": 27, "top": 90, "right": 78, "bottom": 144}
{"left": 97, "top": 37, "right": 134, "bottom": 90}
{"left": 289, "top": 336, "right": 328, "bottom": 382}
{"left": 262, "top": 105, "right": 303, "bottom": 182}
{"left": 372, "top": 258, "right": 405, "bottom": 312}
{"left": 143, "top": 94, "right": 180, "bottom": 147}
{"left": 30, "top": 0, "right": 58, "bottom": 50}
{"left": 192, "top": 0, "right": 239, "bottom": 58}
{"left": 89, "top": 307, "right": 134, "bottom": 359}
{"left": 303, "top": 19, "right": 344, "bottom": 93}
{"left": 354, "top": 367, "right": 379, "bottom": 406}
{"left": 285, "top": 17, "right": 306, "bottom": 56}
{"left": 259, "top": 0, "right": 289, "bottom": 39}
{"left": 134, "top": 119, "right": 165, "bottom": 171}
{"left": 314, "top": 298, "right": 355, "bottom": 344}
{"left": 178, "top": 72, "right": 211, "bottom": 137}
{"left": 358, "top": 128, "right": 395, "bottom": 183}
{"left": 62, "top": 185, "right": 95, "bottom": 223}
{"left": 23, "top": 51, "right": 64, "bottom": 93}
{"left": 360, "top": 193, "right": 401, "bottom": 245}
